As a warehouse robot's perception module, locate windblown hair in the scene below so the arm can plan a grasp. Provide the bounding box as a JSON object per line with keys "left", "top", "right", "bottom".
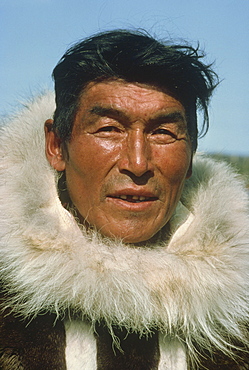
{"left": 52, "top": 29, "right": 218, "bottom": 151}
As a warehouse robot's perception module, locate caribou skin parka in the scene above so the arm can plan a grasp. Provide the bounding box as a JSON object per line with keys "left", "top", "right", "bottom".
{"left": 0, "top": 92, "right": 249, "bottom": 369}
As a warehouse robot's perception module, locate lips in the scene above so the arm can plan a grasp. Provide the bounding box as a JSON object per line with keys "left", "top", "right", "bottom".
{"left": 108, "top": 190, "right": 158, "bottom": 203}
{"left": 112, "top": 194, "right": 157, "bottom": 203}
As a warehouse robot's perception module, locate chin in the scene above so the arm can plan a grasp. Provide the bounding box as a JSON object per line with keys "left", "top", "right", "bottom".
{"left": 99, "top": 229, "right": 147, "bottom": 244}
{"left": 101, "top": 226, "right": 165, "bottom": 245}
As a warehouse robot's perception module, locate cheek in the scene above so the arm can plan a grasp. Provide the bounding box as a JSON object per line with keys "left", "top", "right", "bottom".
{"left": 154, "top": 144, "right": 192, "bottom": 185}
{"left": 65, "top": 137, "right": 123, "bottom": 210}
{"left": 68, "top": 137, "right": 120, "bottom": 177}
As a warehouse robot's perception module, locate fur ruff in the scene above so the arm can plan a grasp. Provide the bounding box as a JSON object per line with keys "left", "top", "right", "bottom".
{"left": 0, "top": 93, "right": 249, "bottom": 361}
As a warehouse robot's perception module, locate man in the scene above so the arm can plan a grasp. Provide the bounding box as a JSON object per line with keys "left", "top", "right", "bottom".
{"left": 0, "top": 30, "right": 248, "bottom": 369}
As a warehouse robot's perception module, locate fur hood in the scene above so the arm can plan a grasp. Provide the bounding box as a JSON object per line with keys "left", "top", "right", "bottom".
{"left": 0, "top": 92, "right": 249, "bottom": 360}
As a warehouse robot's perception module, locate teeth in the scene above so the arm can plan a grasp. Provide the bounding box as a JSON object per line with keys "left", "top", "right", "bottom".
{"left": 119, "top": 195, "right": 148, "bottom": 202}
{"left": 132, "top": 195, "right": 139, "bottom": 200}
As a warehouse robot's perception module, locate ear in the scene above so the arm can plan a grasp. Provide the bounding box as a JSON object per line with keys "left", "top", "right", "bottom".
{"left": 186, "top": 155, "right": 193, "bottom": 179}
{"left": 44, "top": 119, "right": 66, "bottom": 171}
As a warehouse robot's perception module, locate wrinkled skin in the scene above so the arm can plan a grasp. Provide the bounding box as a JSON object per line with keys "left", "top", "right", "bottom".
{"left": 45, "top": 80, "right": 192, "bottom": 243}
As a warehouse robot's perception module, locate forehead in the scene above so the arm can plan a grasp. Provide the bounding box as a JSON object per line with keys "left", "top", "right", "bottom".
{"left": 77, "top": 80, "right": 186, "bottom": 118}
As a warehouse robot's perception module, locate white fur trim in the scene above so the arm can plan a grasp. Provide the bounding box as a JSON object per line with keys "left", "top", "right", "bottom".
{"left": 65, "top": 320, "right": 97, "bottom": 370}
{"left": 158, "top": 335, "right": 187, "bottom": 370}
{"left": 0, "top": 93, "right": 249, "bottom": 362}
{"left": 65, "top": 321, "right": 188, "bottom": 369}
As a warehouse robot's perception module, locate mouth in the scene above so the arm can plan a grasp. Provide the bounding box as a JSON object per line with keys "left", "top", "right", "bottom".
{"left": 108, "top": 194, "right": 158, "bottom": 203}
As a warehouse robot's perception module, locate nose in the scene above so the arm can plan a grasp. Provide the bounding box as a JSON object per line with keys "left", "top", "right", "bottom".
{"left": 118, "top": 129, "right": 153, "bottom": 177}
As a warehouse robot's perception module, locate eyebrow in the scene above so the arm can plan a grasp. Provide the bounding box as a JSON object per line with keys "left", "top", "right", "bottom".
{"left": 149, "top": 112, "right": 186, "bottom": 125}
{"left": 89, "top": 106, "right": 129, "bottom": 121}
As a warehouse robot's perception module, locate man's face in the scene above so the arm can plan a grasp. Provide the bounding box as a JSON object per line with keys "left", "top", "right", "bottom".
{"left": 46, "top": 80, "right": 192, "bottom": 243}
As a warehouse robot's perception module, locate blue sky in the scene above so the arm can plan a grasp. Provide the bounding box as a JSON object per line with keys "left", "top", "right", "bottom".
{"left": 1, "top": 0, "right": 248, "bottom": 155}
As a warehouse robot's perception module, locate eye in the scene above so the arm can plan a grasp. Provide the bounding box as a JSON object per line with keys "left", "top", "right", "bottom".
{"left": 153, "top": 128, "right": 168, "bottom": 135}
{"left": 97, "top": 126, "right": 120, "bottom": 132}
{"left": 149, "top": 127, "right": 179, "bottom": 144}
{"left": 152, "top": 128, "right": 177, "bottom": 139}
{"left": 93, "top": 125, "right": 124, "bottom": 138}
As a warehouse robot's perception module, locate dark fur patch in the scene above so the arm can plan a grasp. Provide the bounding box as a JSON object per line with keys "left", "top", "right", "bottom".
{"left": 197, "top": 349, "right": 249, "bottom": 370}
{"left": 0, "top": 307, "right": 66, "bottom": 370}
{"left": 95, "top": 324, "right": 160, "bottom": 370}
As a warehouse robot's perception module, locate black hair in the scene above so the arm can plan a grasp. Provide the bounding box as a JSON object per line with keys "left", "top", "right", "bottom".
{"left": 52, "top": 29, "right": 218, "bottom": 151}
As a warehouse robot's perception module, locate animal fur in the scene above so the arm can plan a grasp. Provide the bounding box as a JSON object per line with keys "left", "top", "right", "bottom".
{"left": 0, "top": 92, "right": 249, "bottom": 367}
